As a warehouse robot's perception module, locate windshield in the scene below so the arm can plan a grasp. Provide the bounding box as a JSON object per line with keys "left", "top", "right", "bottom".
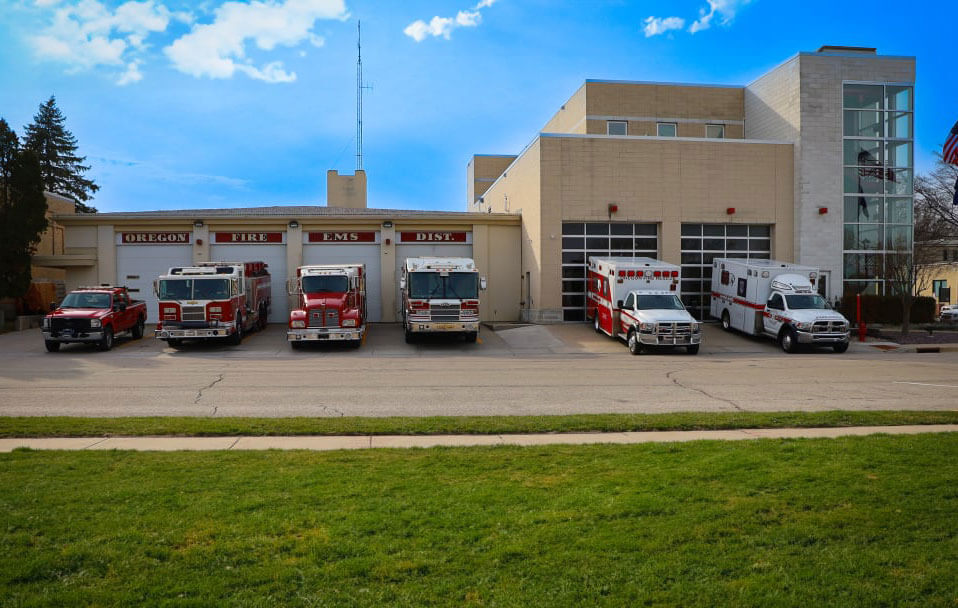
{"left": 60, "top": 292, "right": 111, "bottom": 308}
{"left": 302, "top": 275, "right": 349, "bottom": 293}
{"left": 635, "top": 295, "right": 685, "bottom": 311}
{"left": 408, "top": 272, "right": 478, "bottom": 299}
{"left": 158, "top": 279, "right": 231, "bottom": 300}
{"left": 785, "top": 294, "right": 828, "bottom": 310}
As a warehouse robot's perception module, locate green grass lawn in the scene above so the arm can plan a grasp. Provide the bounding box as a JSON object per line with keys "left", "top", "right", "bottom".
{"left": 1, "top": 409, "right": 957, "bottom": 437}
{"left": 2, "top": 434, "right": 956, "bottom": 606}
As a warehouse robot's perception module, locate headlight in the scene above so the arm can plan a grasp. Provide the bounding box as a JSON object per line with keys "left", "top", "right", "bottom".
{"left": 291, "top": 320, "right": 306, "bottom": 329}
{"left": 342, "top": 319, "right": 357, "bottom": 327}
{"left": 692, "top": 322, "right": 701, "bottom": 332}
{"left": 639, "top": 322, "right": 654, "bottom": 331}
{"left": 795, "top": 322, "right": 811, "bottom": 331}
{"left": 42, "top": 317, "right": 50, "bottom": 328}
{"left": 90, "top": 319, "right": 101, "bottom": 328}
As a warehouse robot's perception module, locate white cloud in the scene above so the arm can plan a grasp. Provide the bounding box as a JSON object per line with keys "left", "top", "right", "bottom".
{"left": 689, "top": 0, "right": 751, "bottom": 34}
{"left": 643, "top": 16, "right": 685, "bottom": 37}
{"left": 404, "top": 0, "right": 498, "bottom": 42}
{"left": 30, "top": 0, "right": 180, "bottom": 81}
{"left": 164, "top": 0, "right": 347, "bottom": 83}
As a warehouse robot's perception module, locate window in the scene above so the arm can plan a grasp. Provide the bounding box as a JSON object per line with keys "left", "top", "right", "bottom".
{"left": 768, "top": 294, "right": 784, "bottom": 310}
{"left": 657, "top": 123, "right": 677, "bottom": 137}
{"left": 706, "top": 124, "right": 725, "bottom": 139}
{"left": 623, "top": 293, "right": 635, "bottom": 310}
{"left": 607, "top": 121, "right": 628, "bottom": 136}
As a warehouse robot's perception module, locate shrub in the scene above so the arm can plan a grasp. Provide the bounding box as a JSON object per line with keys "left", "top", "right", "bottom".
{"left": 838, "top": 295, "right": 936, "bottom": 324}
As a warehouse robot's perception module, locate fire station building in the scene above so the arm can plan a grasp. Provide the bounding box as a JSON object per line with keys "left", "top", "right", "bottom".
{"left": 45, "top": 45, "right": 914, "bottom": 325}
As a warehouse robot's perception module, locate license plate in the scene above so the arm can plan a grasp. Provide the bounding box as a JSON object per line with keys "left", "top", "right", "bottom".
{"left": 318, "top": 334, "right": 329, "bottom": 340}
{"left": 184, "top": 330, "right": 196, "bottom": 337}
{"left": 62, "top": 329, "right": 74, "bottom": 336}
{"left": 434, "top": 323, "right": 458, "bottom": 330}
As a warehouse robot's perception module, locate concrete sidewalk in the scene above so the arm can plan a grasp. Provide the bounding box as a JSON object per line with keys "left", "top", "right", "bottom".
{"left": 1, "top": 425, "right": 955, "bottom": 452}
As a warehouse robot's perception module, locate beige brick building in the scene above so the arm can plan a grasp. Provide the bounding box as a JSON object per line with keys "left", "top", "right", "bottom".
{"left": 470, "top": 45, "right": 915, "bottom": 322}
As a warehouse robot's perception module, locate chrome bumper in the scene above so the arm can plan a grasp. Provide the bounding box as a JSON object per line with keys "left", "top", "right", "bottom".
{"left": 42, "top": 330, "right": 103, "bottom": 343}
{"left": 155, "top": 327, "right": 235, "bottom": 339}
{"left": 796, "top": 330, "right": 850, "bottom": 344}
{"left": 287, "top": 327, "right": 364, "bottom": 341}
{"left": 408, "top": 320, "right": 479, "bottom": 333}
{"left": 638, "top": 332, "right": 702, "bottom": 346}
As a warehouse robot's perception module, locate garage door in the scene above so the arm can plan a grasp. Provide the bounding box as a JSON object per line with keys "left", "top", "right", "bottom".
{"left": 395, "top": 232, "right": 472, "bottom": 317}
{"left": 211, "top": 232, "right": 288, "bottom": 323}
{"left": 116, "top": 232, "right": 193, "bottom": 322}
{"left": 679, "top": 224, "right": 771, "bottom": 320}
{"left": 303, "top": 231, "right": 382, "bottom": 321}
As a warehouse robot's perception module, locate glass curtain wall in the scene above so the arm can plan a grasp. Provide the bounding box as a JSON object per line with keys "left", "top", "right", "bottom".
{"left": 842, "top": 83, "right": 914, "bottom": 295}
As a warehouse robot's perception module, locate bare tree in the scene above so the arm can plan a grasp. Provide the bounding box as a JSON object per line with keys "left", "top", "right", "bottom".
{"left": 915, "top": 155, "right": 958, "bottom": 230}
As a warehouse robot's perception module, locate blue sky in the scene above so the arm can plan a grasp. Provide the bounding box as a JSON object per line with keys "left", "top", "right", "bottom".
{"left": 0, "top": 0, "right": 955, "bottom": 213}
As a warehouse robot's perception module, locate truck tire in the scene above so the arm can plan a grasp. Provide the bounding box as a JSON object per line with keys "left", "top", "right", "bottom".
{"left": 290, "top": 341, "right": 303, "bottom": 350}
{"left": 98, "top": 327, "right": 114, "bottom": 351}
{"left": 627, "top": 328, "right": 643, "bottom": 355}
{"left": 44, "top": 340, "right": 61, "bottom": 352}
{"left": 594, "top": 313, "right": 601, "bottom": 333}
{"left": 779, "top": 328, "right": 799, "bottom": 354}
{"left": 167, "top": 339, "right": 183, "bottom": 349}
{"left": 131, "top": 318, "right": 144, "bottom": 339}
{"left": 686, "top": 344, "right": 700, "bottom": 355}
{"left": 833, "top": 341, "right": 849, "bottom": 353}
{"left": 464, "top": 331, "right": 478, "bottom": 343}
{"left": 259, "top": 305, "right": 268, "bottom": 330}
{"left": 721, "top": 310, "right": 731, "bottom": 331}
{"left": 404, "top": 325, "right": 415, "bottom": 344}
{"left": 228, "top": 316, "right": 243, "bottom": 345}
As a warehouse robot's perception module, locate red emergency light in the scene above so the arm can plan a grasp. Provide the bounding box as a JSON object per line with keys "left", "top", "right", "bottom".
{"left": 671, "top": 271, "right": 679, "bottom": 278}
{"left": 653, "top": 271, "right": 662, "bottom": 277}
{"left": 618, "top": 271, "right": 626, "bottom": 277}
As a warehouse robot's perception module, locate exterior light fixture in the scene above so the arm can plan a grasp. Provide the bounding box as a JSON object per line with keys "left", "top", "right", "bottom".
{"left": 818, "top": 207, "right": 828, "bottom": 215}
{"left": 193, "top": 220, "right": 204, "bottom": 227}
{"left": 608, "top": 203, "right": 618, "bottom": 214}
{"left": 288, "top": 220, "right": 299, "bottom": 228}
{"left": 383, "top": 221, "right": 393, "bottom": 228}
{"left": 726, "top": 207, "right": 736, "bottom": 215}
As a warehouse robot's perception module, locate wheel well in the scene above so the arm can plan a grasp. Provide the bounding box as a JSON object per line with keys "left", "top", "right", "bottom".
{"left": 778, "top": 324, "right": 793, "bottom": 339}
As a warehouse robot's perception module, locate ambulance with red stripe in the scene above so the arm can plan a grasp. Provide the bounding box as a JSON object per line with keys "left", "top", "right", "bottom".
{"left": 587, "top": 257, "right": 701, "bottom": 355}
{"left": 710, "top": 258, "right": 850, "bottom": 353}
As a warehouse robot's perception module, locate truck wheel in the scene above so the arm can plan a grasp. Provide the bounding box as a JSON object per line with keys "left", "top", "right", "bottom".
{"left": 259, "top": 306, "right": 268, "bottom": 330}
{"left": 404, "top": 325, "right": 415, "bottom": 344}
{"left": 290, "top": 341, "right": 303, "bottom": 350}
{"left": 44, "top": 340, "right": 61, "bottom": 352}
{"left": 833, "top": 341, "right": 849, "bottom": 353}
{"left": 686, "top": 344, "right": 700, "bottom": 355}
{"left": 780, "top": 328, "right": 799, "bottom": 354}
{"left": 721, "top": 310, "right": 731, "bottom": 331}
{"left": 98, "top": 327, "right": 114, "bottom": 351}
{"left": 594, "top": 314, "right": 601, "bottom": 333}
{"left": 627, "top": 328, "right": 643, "bottom": 355}
{"left": 228, "top": 316, "right": 243, "bottom": 345}
{"left": 167, "top": 339, "right": 183, "bottom": 350}
{"left": 131, "top": 318, "right": 144, "bottom": 339}
{"left": 464, "top": 331, "right": 478, "bottom": 343}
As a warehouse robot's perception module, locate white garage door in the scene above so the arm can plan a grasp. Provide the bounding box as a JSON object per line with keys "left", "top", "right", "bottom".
{"left": 210, "top": 243, "right": 288, "bottom": 323}
{"left": 117, "top": 243, "right": 193, "bottom": 322}
{"left": 303, "top": 243, "right": 382, "bottom": 322}
{"left": 395, "top": 242, "right": 473, "bottom": 315}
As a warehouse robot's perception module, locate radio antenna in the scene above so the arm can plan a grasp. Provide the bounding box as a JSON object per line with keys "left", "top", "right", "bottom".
{"left": 356, "top": 21, "right": 363, "bottom": 171}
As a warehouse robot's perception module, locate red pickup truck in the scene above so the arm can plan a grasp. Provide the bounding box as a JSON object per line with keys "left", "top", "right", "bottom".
{"left": 42, "top": 286, "right": 147, "bottom": 352}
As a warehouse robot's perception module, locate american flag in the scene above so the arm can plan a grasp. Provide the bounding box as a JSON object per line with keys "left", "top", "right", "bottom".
{"left": 945, "top": 120, "right": 958, "bottom": 166}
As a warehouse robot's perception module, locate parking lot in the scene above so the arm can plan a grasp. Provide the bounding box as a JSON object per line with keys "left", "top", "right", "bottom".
{"left": 1, "top": 322, "right": 956, "bottom": 418}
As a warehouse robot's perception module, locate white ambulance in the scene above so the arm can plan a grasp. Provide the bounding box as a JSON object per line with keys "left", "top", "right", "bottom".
{"left": 709, "top": 258, "right": 850, "bottom": 353}
{"left": 587, "top": 256, "right": 702, "bottom": 355}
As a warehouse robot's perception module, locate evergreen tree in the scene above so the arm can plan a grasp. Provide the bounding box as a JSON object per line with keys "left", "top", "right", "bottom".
{"left": 0, "top": 118, "right": 48, "bottom": 299}
{"left": 23, "top": 96, "right": 98, "bottom": 213}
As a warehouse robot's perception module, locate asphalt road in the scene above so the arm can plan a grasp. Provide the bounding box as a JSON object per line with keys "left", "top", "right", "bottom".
{"left": 1, "top": 323, "right": 956, "bottom": 417}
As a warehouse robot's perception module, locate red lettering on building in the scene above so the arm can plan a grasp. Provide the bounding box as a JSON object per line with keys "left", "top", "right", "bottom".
{"left": 399, "top": 231, "right": 468, "bottom": 243}
{"left": 120, "top": 232, "right": 190, "bottom": 244}
{"left": 307, "top": 231, "right": 377, "bottom": 243}
{"left": 213, "top": 232, "right": 283, "bottom": 243}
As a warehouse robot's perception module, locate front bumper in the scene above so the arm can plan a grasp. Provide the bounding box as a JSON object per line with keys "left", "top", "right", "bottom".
{"left": 407, "top": 320, "right": 480, "bottom": 333}
{"left": 155, "top": 327, "right": 235, "bottom": 340}
{"left": 638, "top": 331, "right": 702, "bottom": 346}
{"left": 287, "top": 327, "right": 364, "bottom": 342}
{"left": 42, "top": 330, "right": 104, "bottom": 343}
{"left": 796, "top": 330, "right": 850, "bottom": 344}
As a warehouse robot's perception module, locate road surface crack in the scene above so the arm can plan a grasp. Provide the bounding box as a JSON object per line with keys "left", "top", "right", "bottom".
{"left": 666, "top": 370, "right": 744, "bottom": 411}
{"left": 195, "top": 374, "right": 224, "bottom": 405}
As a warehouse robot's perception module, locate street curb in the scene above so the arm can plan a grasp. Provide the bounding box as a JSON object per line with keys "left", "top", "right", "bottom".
{"left": 1, "top": 425, "right": 955, "bottom": 453}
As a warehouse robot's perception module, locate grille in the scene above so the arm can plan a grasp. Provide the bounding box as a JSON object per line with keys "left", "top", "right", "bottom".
{"left": 430, "top": 304, "right": 461, "bottom": 321}
{"left": 181, "top": 306, "right": 206, "bottom": 322}
{"left": 308, "top": 309, "right": 339, "bottom": 328}
{"left": 51, "top": 318, "right": 91, "bottom": 332}
{"left": 655, "top": 322, "right": 692, "bottom": 336}
{"left": 812, "top": 321, "right": 846, "bottom": 332}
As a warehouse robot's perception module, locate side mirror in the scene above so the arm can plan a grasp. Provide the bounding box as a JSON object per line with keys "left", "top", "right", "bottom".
{"left": 49, "top": 301, "right": 57, "bottom": 312}
{"left": 152, "top": 280, "right": 159, "bottom": 298}
{"left": 118, "top": 302, "right": 127, "bottom": 311}
{"left": 400, "top": 278, "right": 406, "bottom": 290}
{"left": 479, "top": 277, "right": 487, "bottom": 290}
{"left": 616, "top": 300, "right": 624, "bottom": 308}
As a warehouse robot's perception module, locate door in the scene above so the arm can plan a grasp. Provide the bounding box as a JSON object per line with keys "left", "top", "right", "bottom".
{"left": 303, "top": 240, "right": 382, "bottom": 322}
{"left": 210, "top": 243, "right": 288, "bottom": 323}
{"left": 764, "top": 293, "right": 786, "bottom": 337}
{"left": 116, "top": 243, "right": 193, "bottom": 322}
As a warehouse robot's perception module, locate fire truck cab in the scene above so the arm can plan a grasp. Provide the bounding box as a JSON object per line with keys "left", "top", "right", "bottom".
{"left": 710, "top": 258, "right": 850, "bottom": 353}
{"left": 153, "top": 261, "right": 270, "bottom": 348}
{"left": 287, "top": 264, "right": 366, "bottom": 348}
{"left": 587, "top": 256, "right": 701, "bottom": 354}
{"left": 400, "top": 257, "right": 486, "bottom": 343}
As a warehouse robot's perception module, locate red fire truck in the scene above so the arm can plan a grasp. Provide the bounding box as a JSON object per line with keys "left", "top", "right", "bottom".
{"left": 287, "top": 264, "right": 366, "bottom": 348}
{"left": 587, "top": 256, "right": 701, "bottom": 354}
{"left": 153, "top": 261, "right": 270, "bottom": 348}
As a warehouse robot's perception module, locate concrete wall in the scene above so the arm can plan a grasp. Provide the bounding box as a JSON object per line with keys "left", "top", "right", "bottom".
{"left": 327, "top": 170, "right": 367, "bottom": 209}
{"left": 542, "top": 84, "right": 588, "bottom": 134}
{"left": 471, "top": 223, "right": 522, "bottom": 322}
{"left": 467, "top": 155, "right": 517, "bottom": 208}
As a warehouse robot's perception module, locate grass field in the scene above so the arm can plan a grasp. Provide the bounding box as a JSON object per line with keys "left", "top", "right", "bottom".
{"left": 2, "top": 433, "right": 956, "bottom": 606}
{"left": 1, "top": 409, "right": 957, "bottom": 438}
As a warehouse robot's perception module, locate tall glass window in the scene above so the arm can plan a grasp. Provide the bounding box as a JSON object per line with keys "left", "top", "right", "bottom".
{"left": 842, "top": 83, "right": 913, "bottom": 296}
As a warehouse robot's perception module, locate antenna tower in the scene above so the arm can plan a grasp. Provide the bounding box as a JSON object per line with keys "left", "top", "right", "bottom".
{"left": 356, "top": 21, "right": 363, "bottom": 171}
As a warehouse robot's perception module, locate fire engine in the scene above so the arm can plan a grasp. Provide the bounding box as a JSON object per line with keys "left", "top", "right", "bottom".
{"left": 287, "top": 264, "right": 366, "bottom": 348}
{"left": 153, "top": 261, "right": 271, "bottom": 348}
{"left": 587, "top": 257, "right": 701, "bottom": 354}
{"left": 710, "top": 258, "right": 850, "bottom": 353}
{"left": 400, "top": 257, "right": 486, "bottom": 343}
